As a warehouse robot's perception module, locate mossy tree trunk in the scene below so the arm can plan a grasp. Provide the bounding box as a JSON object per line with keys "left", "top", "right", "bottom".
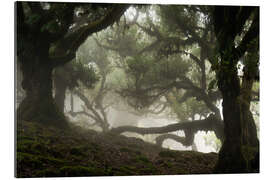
{"left": 215, "top": 64, "right": 259, "bottom": 173}
{"left": 215, "top": 68, "right": 247, "bottom": 172}
{"left": 17, "top": 42, "right": 69, "bottom": 129}
{"left": 213, "top": 43, "right": 259, "bottom": 173}
{"left": 16, "top": 2, "right": 69, "bottom": 129}
{"left": 239, "top": 51, "right": 259, "bottom": 171}
{"left": 240, "top": 53, "right": 259, "bottom": 148}
{"left": 54, "top": 72, "right": 68, "bottom": 113}
{"left": 212, "top": 6, "right": 259, "bottom": 173}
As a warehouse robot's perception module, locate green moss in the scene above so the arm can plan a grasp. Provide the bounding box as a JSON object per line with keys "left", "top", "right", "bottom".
{"left": 115, "top": 166, "right": 135, "bottom": 175}
{"left": 194, "top": 155, "right": 204, "bottom": 164}
{"left": 119, "top": 147, "right": 141, "bottom": 155}
{"left": 242, "top": 145, "right": 259, "bottom": 170}
{"left": 35, "top": 169, "right": 61, "bottom": 177}
{"left": 17, "top": 139, "right": 34, "bottom": 151}
{"left": 165, "top": 162, "right": 173, "bottom": 168}
{"left": 128, "top": 143, "right": 141, "bottom": 149}
{"left": 35, "top": 100, "right": 67, "bottom": 127}
{"left": 135, "top": 155, "right": 150, "bottom": 163}
{"left": 17, "top": 136, "right": 35, "bottom": 141}
{"left": 59, "top": 166, "right": 105, "bottom": 176}
{"left": 38, "top": 156, "right": 68, "bottom": 166}
{"left": 47, "top": 148, "right": 64, "bottom": 158}
{"left": 16, "top": 118, "right": 219, "bottom": 177}
{"left": 177, "top": 168, "right": 189, "bottom": 174}
{"left": 70, "top": 147, "right": 85, "bottom": 156}
{"left": 17, "top": 150, "right": 70, "bottom": 169}
{"left": 159, "top": 150, "right": 178, "bottom": 158}
{"left": 139, "top": 166, "right": 157, "bottom": 174}
{"left": 19, "top": 97, "right": 68, "bottom": 129}
{"left": 119, "top": 147, "right": 132, "bottom": 152}
{"left": 132, "top": 155, "right": 157, "bottom": 174}
{"left": 104, "top": 166, "right": 114, "bottom": 176}
{"left": 137, "top": 160, "right": 157, "bottom": 174}
{"left": 17, "top": 138, "right": 34, "bottom": 146}
{"left": 32, "top": 142, "right": 48, "bottom": 153}
{"left": 17, "top": 144, "right": 29, "bottom": 153}
{"left": 242, "top": 146, "right": 257, "bottom": 161}
{"left": 17, "top": 152, "right": 44, "bottom": 169}
{"left": 135, "top": 151, "right": 141, "bottom": 155}
{"left": 17, "top": 138, "right": 50, "bottom": 156}
{"left": 89, "top": 142, "right": 101, "bottom": 152}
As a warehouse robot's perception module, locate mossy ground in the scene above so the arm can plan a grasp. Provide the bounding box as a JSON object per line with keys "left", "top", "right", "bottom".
{"left": 16, "top": 120, "right": 218, "bottom": 177}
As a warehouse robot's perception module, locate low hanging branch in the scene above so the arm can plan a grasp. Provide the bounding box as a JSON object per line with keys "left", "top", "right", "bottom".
{"left": 50, "top": 4, "right": 130, "bottom": 67}
{"left": 110, "top": 114, "right": 224, "bottom": 140}
{"left": 155, "top": 131, "right": 195, "bottom": 147}
{"left": 72, "top": 89, "right": 110, "bottom": 131}
{"left": 70, "top": 110, "right": 99, "bottom": 123}
{"left": 156, "top": 134, "right": 186, "bottom": 146}
{"left": 155, "top": 128, "right": 195, "bottom": 147}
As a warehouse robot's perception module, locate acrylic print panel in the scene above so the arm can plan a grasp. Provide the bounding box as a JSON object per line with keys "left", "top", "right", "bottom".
{"left": 15, "top": 1, "right": 259, "bottom": 178}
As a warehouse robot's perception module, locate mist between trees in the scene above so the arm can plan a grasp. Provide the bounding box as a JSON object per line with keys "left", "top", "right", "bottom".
{"left": 16, "top": 2, "right": 259, "bottom": 174}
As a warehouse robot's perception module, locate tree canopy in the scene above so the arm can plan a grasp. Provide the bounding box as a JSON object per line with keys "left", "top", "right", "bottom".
{"left": 16, "top": 3, "right": 260, "bottom": 174}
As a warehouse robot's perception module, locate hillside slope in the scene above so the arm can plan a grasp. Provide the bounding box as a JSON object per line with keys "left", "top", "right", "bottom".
{"left": 16, "top": 120, "right": 218, "bottom": 177}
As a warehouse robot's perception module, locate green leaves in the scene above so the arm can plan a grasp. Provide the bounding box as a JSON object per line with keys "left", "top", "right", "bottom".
{"left": 54, "top": 60, "right": 99, "bottom": 90}
{"left": 26, "top": 14, "right": 41, "bottom": 25}
{"left": 208, "top": 79, "right": 217, "bottom": 91}
{"left": 127, "top": 56, "right": 151, "bottom": 75}
{"left": 70, "top": 61, "right": 99, "bottom": 89}
{"left": 41, "top": 20, "right": 60, "bottom": 33}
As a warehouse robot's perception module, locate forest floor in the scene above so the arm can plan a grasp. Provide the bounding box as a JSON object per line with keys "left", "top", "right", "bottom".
{"left": 16, "top": 120, "right": 218, "bottom": 177}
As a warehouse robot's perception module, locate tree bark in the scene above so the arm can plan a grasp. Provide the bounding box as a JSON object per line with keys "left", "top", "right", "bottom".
{"left": 72, "top": 89, "right": 110, "bottom": 132}
{"left": 110, "top": 114, "right": 223, "bottom": 139}
{"left": 54, "top": 83, "right": 67, "bottom": 113}
{"left": 16, "top": 29, "right": 69, "bottom": 128}
{"left": 212, "top": 7, "right": 259, "bottom": 173}
{"left": 16, "top": 2, "right": 69, "bottom": 129}
{"left": 214, "top": 72, "right": 247, "bottom": 173}
{"left": 240, "top": 67, "right": 259, "bottom": 147}
{"left": 155, "top": 134, "right": 192, "bottom": 147}
{"left": 54, "top": 70, "right": 68, "bottom": 113}
{"left": 17, "top": 56, "right": 69, "bottom": 129}
{"left": 155, "top": 133, "right": 198, "bottom": 150}
{"left": 214, "top": 49, "right": 259, "bottom": 173}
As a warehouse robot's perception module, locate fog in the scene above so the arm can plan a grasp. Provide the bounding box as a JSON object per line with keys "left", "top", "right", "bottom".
{"left": 15, "top": 4, "right": 260, "bottom": 155}
{"left": 62, "top": 90, "right": 221, "bottom": 153}
{"left": 16, "top": 3, "right": 260, "bottom": 176}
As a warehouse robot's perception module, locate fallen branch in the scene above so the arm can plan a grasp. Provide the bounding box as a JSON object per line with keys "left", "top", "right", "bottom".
{"left": 155, "top": 134, "right": 186, "bottom": 146}
{"left": 110, "top": 114, "right": 224, "bottom": 140}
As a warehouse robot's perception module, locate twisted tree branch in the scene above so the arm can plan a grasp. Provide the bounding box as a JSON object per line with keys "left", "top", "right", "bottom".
{"left": 50, "top": 4, "right": 129, "bottom": 67}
